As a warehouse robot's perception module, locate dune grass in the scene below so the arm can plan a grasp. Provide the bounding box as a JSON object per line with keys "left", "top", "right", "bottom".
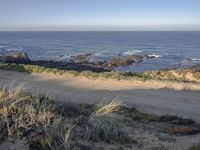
{"left": 0, "top": 83, "right": 61, "bottom": 138}
{"left": 84, "top": 98, "right": 131, "bottom": 142}
{"left": 0, "top": 83, "right": 200, "bottom": 149}
{"left": 0, "top": 83, "right": 131, "bottom": 149}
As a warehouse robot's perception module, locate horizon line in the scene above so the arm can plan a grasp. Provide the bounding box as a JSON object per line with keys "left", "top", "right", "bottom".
{"left": 0, "top": 24, "right": 200, "bottom": 32}
{"left": 0, "top": 30, "right": 200, "bottom": 32}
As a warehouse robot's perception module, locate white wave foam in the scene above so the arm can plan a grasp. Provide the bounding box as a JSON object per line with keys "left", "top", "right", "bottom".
{"left": 94, "top": 52, "right": 103, "bottom": 57}
{"left": 191, "top": 58, "right": 200, "bottom": 61}
{"left": 56, "top": 54, "right": 71, "bottom": 61}
{"left": 123, "top": 50, "right": 142, "bottom": 55}
{"left": 13, "top": 49, "right": 22, "bottom": 51}
{"left": 46, "top": 51, "right": 59, "bottom": 54}
{"left": 6, "top": 48, "right": 22, "bottom": 51}
{"left": 183, "top": 58, "right": 200, "bottom": 63}
{"left": 148, "top": 54, "right": 162, "bottom": 58}
{"left": 0, "top": 46, "right": 8, "bottom": 48}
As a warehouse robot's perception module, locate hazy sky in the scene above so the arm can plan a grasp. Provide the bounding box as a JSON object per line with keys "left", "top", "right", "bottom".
{"left": 0, "top": 0, "right": 200, "bottom": 31}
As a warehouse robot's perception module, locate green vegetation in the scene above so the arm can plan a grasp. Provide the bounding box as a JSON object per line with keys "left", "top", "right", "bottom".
{"left": 143, "top": 69, "right": 200, "bottom": 82}
{"left": 119, "top": 106, "right": 195, "bottom": 125}
{"left": 0, "top": 83, "right": 200, "bottom": 149}
{"left": 190, "top": 144, "right": 200, "bottom": 150}
{"left": 0, "top": 62, "right": 143, "bottom": 81}
{"left": 0, "top": 83, "right": 132, "bottom": 149}
{"left": 168, "top": 127, "right": 196, "bottom": 135}
{"left": 1, "top": 62, "right": 200, "bottom": 83}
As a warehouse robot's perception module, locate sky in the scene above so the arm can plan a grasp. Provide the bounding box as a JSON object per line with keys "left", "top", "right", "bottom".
{"left": 0, "top": 0, "right": 200, "bottom": 31}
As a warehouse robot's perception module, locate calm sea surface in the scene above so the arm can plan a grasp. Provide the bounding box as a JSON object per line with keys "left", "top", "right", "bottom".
{"left": 0, "top": 31, "right": 200, "bottom": 72}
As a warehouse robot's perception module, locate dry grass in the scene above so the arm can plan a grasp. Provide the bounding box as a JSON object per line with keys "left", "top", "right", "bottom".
{"left": 84, "top": 98, "right": 130, "bottom": 142}
{"left": 1, "top": 83, "right": 200, "bottom": 149}
{"left": 0, "top": 83, "right": 27, "bottom": 136}
{"left": 56, "top": 124, "right": 77, "bottom": 150}
{"left": 0, "top": 83, "right": 61, "bottom": 138}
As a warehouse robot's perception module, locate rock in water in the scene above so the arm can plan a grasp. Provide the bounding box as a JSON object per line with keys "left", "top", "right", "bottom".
{"left": 0, "top": 52, "right": 30, "bottom": 63}
{"left": 70, "top": 53, "right": 92, "bottom": 63}
{"left": 105, "top": 54, "right": 155, "bottom": 68}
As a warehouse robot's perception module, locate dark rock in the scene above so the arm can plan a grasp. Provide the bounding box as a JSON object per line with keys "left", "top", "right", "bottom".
{"left": 58, "top": 54, "right": 65, "bottom": 57}
{"left": 143, "top": 54, "right": 154, "bottom": 59}
{"left": 0, "top": 52, "right": 30, "bottom": 64}
{"left": 70, "top": 53, "right": 93, "bottom": 63}
{"left": 31, "top": 53, "right": 155, "bottom": 71}
{"left": 105, "top": 54, "right": 155, "bottom": 68}
{"left": 31, "top": 60, "right": 108, "bottom": 72}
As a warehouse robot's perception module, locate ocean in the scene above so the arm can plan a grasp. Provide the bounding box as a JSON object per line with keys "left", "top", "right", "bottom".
{"left": 0, "top": 31, "right": 200, "bottom": 72}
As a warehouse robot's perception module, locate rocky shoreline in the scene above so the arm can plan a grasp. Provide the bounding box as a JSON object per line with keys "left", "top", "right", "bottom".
{"left": 0, "top": 52, "right": 156, "bottom": 72}
{"left": 1, "top": 52, "right": 200, "bottom": 83}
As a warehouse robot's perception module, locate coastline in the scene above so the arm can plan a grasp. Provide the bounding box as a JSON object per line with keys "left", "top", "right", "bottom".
{"left": 1, "top": 31, "right": 200, "bottom": 73}
{"left": 1, "top": 61, "right": 200, "bottom": 91}
{"left": 2, "top": 70, "right": 200, "bottom": 91}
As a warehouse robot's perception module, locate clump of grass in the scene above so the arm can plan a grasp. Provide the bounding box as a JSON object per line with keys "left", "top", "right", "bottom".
{"left": 29, "top": 124, "right": 77, "bottom": 150}
{"left": 0, "top": 83, "right": 61, "bottom": 139}
{"left": 0, "top": 83, "right": 27, "bottom": 136}
{"left": 84, "top": 98, "right": 130, "bottom": 143}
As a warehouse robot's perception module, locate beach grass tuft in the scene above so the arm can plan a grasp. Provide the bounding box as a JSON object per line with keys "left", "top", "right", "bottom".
{"left": 84, "top": 98, "right": 131, "bottom": 142}
{"left": 0, "top": 83, "right": 61, "bottom": 138}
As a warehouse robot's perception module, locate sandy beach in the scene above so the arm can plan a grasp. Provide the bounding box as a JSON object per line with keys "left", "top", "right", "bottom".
{"left": 0, "top": 70, "right": 200, "bottom": 122}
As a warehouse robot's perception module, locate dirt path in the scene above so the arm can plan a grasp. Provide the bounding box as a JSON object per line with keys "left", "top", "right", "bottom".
{"left": 0, "top": 70, "right": 200, "bottom": 122}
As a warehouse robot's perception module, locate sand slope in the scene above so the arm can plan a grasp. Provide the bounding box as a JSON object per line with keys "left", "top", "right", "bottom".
{"left": 0, "top": 70, "right": 200, "bottom": 122}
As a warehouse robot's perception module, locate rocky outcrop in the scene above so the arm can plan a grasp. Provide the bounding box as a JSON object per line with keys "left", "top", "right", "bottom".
{"left": 0, "top": 52, "right": 30, "bottom": 64}
{"left": 69, "top": 53, "right": 155, "bottom": 69}
{"left": 70, "top": 53, "right": 93, "bottom": 63}
{"left": 31, "top": 60, "right": 107, "bottom": 72}
{"left": 0, "top": 52, "right": 155, "bottom": 72}
{"left": 105, "top": 54, "right": 155, "bottom": 68}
